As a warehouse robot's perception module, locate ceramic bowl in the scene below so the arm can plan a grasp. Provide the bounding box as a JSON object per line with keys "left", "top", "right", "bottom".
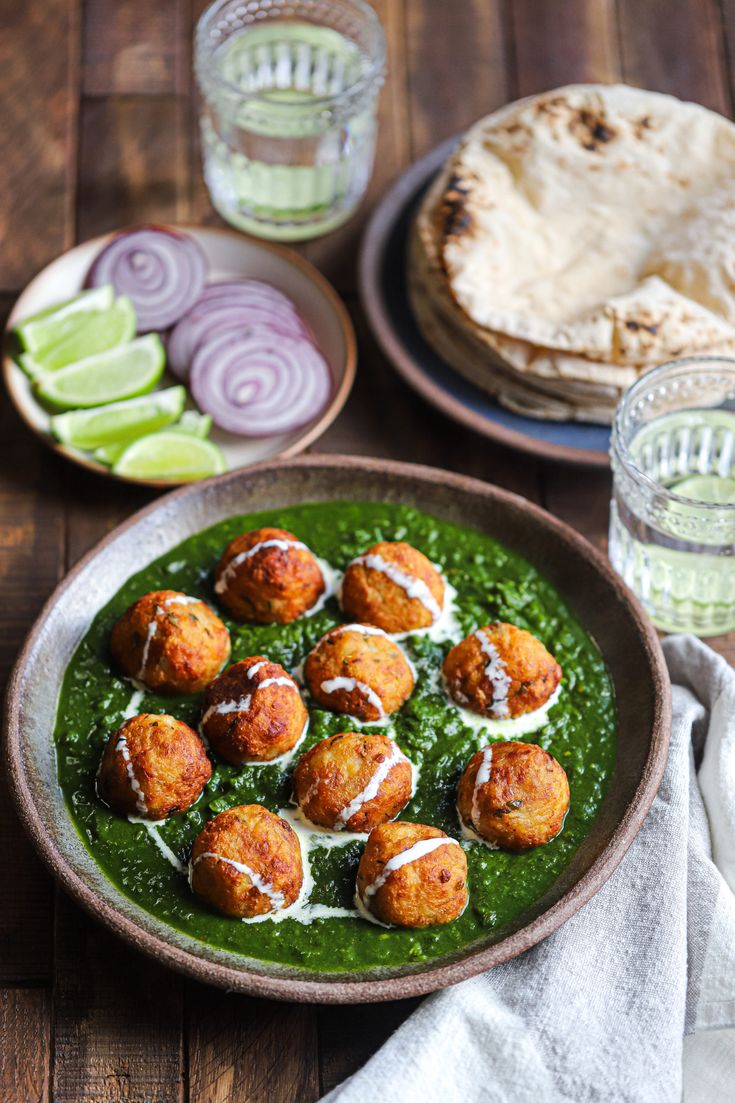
{"left": 3, "top": 225, "right": 356, "bottom": 487}
{"left": 3, "top": 455, "right": 670, "bottom": 1002}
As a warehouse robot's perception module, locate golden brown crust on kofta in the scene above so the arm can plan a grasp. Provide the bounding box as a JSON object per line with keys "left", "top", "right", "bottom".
{"left": 110, "top": 590, "right": 230, "bottom": 695}
{"left": 201, "top": 657, "right": 307, "bottom": 764}
{"left": 304, "top": 625, "right": 415, "bottom": 721}
{"left": 214, "top": 527, "right": 324, "bottom": 624}
{"left": 341, "top": 541, "right": 445, "bottom": 633}
{"left": 190, "top": 804, "right": 303, "bottom": 919}
{"left": 457, "top": 741, "right": 570, "bottom": 850}
{"left": 443, "top": 622, "right": 562, "bottom": 719}
{"left": 356, "top": 821, "right": 468, "bottom": 928}
{"left": 293, "top": 732, "right": 413, "bottom": 832}
{"left": 97, "top": 713, "right": 211, "bottom": 821}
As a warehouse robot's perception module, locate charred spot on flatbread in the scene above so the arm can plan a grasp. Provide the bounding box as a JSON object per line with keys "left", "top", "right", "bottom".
{"left": 571, "top": 109, "right": 617, "bottom": 151}
{"left": 440, "top": 171, "right": 475, "bottom": 240}
{"left": 625, "top": 319, "right": 659, "bottom": 334}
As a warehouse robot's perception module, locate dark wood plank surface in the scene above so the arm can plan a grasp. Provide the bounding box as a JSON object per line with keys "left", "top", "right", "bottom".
{"left": 1, "top": 2, "right": 733, "bottom": 1100}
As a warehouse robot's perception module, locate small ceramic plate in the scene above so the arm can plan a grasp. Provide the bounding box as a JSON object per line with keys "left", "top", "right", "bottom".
{"left": 3, "top": 225, "right": 356, "bottom": 487}
{"left": 4, "top": 455, "right": 670, "bottom": 1003}
{"left": 359, "top": 140, "right": 611, "bottom": 467}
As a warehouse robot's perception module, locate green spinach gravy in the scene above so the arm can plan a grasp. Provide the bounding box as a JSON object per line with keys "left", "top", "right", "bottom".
{"left": 54, "top": 501, "right": 616, "bottom": 972}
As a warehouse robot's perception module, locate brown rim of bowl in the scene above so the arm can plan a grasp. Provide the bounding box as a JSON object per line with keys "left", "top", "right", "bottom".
{"left": 2, "top": 224, "right": 357, "bottom": 490}
{"left": 358, "top": 143, "right": 610, "bottom": 469}
{"left": 3, "top": 454, "right": 670, "bottom": 1003}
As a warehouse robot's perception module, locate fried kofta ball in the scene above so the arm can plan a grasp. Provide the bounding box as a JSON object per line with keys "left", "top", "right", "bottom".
{"left": 355, "top": 821, "right": 468, "bottom": 928}
{"left": 304, "top": 624, "right": 415, "bottom": 722}
{"left": 110, "top": 590, "right": 230, "bottom": 695}
{"left": 97, "top": 713, "right": 211, "bottom": 821}
{"left": 293, "top": 732, "right": 414, "bottom": 832}
{"left": 190, "top": 804, "right": 303, "bottom": 919}
{"left": 340, "top": 541, "right": 445, "bottom": 633}
{"left": 214, "top": 527, "right": 324, "bottom": 624}
{"left": 201, "top": 656, "right": 307, "bottom": 764}
{"left": 457, "top": 741, "right": 570, "bottom": 850}
{"left": 443, "top": 622, "right": 562, "bottom": 719}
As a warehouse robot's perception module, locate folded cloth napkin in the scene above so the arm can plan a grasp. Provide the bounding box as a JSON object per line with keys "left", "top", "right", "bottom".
{"left": 321, "top": 635, "right": 735, "bottom": 1103}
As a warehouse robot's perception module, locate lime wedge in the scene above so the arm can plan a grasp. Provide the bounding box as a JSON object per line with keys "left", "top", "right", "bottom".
{"left": 15, "top": 286, "right": 114, "bottom": 354}
{"left": 29, "top": 296, "right": 136, "bottom": 370}
{"left": 52, "top": 386, "right": 186, "bottom": 450}
{"left": 168, "top": 410, "right": 212, "bottom": 438}
{"left": 672, "top": 474, "right": 735, "bottom": 505}
{"left": 34, "top": 335, "right": 165, "bottom": 411}
{"left": 113, "top": 432, "right": 227, "bottom": 481}
{"left": 94, "top": 441, "right": 138, "bottom": 466}
{"left": 92, "top": 403, "right": 208, "bottom": 465}
{"left": 18, "top": 352, "right": 45, "bottom": 380}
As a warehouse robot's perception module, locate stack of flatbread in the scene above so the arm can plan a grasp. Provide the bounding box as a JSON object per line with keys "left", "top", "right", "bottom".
{"left": 409, "top": 84, "right": 735, "bottom": 423}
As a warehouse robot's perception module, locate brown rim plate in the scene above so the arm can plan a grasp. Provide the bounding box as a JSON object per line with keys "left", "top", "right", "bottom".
{"left": 359, "top": 140, "right": 611, "bottom": 467}
{"left": 3, "top": 225, "right": 356, "bottom": 488}
{"left": 3, "top": 455, "right": 670, "bottom": 1002}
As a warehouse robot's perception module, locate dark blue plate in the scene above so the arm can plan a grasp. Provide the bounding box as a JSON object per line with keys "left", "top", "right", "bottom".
{"left": 358, "top": 139, "right": 611, "bottom": 467}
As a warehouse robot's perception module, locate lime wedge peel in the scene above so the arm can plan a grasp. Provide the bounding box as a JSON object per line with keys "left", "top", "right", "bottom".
{"left": 113, "top": 432, "right": 228, "bottom": 482}
{"left": 33, "top": 334, "right": 165, "bottom": 411}
{"left": 93, "top": 407, "right": 212, "bottom": 465}
{"left": 51, "top": 386, "right": 186, "bottom": 450}
{"left": 26, "top": 295, "right": 137, "bottom": 371}
{"left": 14, "top": 286, "right": 115, "bottom": 354}
{"left": 169, "top": 410, "right": 212, "bottom": 439}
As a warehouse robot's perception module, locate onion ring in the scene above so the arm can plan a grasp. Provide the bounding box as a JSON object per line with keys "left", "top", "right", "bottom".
{"left": 87, "top": 226, "right": 207, "bottom": 331}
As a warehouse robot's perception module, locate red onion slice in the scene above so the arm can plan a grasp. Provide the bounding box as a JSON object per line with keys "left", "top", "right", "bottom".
{"left": 87, "top": 226, "right": 208, "bottom": 332}
{"left": 167, "top": 279, "right": 311, "bottom": 379}
{"left": 190, "top": 328, "right": 332, "bottom": 437}
{"left": 194, "top": 280, "right": 300, "bottom": 310}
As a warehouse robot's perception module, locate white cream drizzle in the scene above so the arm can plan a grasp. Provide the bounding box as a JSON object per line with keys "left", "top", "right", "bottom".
{"left": 259, "top": 676, "right": 297, "bottom": 691}
{"left": 190, "top": 851, "right": 287, "bottom": 910}
{"left": 239, "top": 715, "right": 310, "bottom": 769}
{"left": 457, "top": 745, "right": 510, "bottom": 849}
{"left": 148, "top": 802, "right": 360, "bottom": 924}
{"left": 201, "top": 695, "right": 252, "bottom": 726}
{"left": 214, "top": 538, "right": 309, "bottom": 594}
{"left": 394, "top": 576, "right": 462, "bottom": 645}
{"left": 305, "top": 556, "right": 343, "bottom": 617}
{"left": 320, "top": 676, "right": 385, "bottom": 719}
{"left": 128, "top": 815, "right": 188, "bottom": 873}
{"left": 138, "top": 619, "right": 158, "bottom": 681}
{"left": 120, "top": 688, "right": 144, "bottom": 721}
{"left": 201, "top": 667, "right": 300, "bottom": 727}
{"left": 355, "top": 836, "right": 462, "bottom": 924}
{"left": 471, "top": 745, "right": 493, "bottom": 828}
{"left": 349, "top": 553, "right": 443, "bottom": 623}
{"left": 335, "top": 745, "right": 412, "bottom": 828}
{"left": 446, "top": 681, "right": 562, "bottom": 740}
{"left": 116, "top": 733, "right": 148, "bottom": 816}
{"left": 474, "top": 629, "right": 511, "bottom": 718}
{"left": 162, "top": 594, "right": 201, "bottom": 608}
{"left": 324, "top": 623, "right": 418, "bottom": 686}
{"left": 213, "top": 543, "right": 340, "bottom": 619}
{"left": 458, "top": 810, "right": 500, "bottom": 849}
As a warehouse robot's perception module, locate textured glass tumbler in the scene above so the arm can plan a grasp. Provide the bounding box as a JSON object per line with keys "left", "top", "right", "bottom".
{"left": 609, "top": 358, "right": 735, "bottom": 636}
{"left": 195, "top": 0, "right": 385, "bottom": 241}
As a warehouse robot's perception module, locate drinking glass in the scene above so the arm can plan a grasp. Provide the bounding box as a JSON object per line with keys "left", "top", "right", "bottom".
{"left": 195, "top": 0, "right": 386, "bottom": 241}
{"left": 609, "top": 357, "right": 735, "bottom": 636}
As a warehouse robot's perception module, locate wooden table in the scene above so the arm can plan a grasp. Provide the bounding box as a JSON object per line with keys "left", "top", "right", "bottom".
{"left": 2, "top": 2, "right": 734, "bottom": 1099}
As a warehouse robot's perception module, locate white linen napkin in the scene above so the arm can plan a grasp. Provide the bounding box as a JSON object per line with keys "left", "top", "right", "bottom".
{"left": 321, "top": 635, "right": 735, "bottom": 1103}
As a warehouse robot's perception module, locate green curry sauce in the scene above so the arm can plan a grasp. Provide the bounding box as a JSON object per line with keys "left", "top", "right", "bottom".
{"left": 54, "top": 501, "right": 616, "bottom": 973}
